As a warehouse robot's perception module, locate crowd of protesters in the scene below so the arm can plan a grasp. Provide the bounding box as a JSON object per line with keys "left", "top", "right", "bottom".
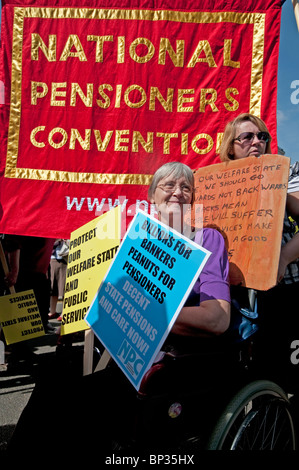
{"left": 0, "top": 235, "right": 69, "bottom": 360}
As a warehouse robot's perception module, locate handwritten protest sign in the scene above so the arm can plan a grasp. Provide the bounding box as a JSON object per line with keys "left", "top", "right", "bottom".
{"left": 61, "top": 206, "right": 121, "bottom": 335}
{"left": 0, "top": 290, "right": 44, "bottom": 345}
{"left": 85, "top": 210, "right": 211, "bottom": 390}
{"left": 193, "top": 155, "right": 290, "bottom": 290}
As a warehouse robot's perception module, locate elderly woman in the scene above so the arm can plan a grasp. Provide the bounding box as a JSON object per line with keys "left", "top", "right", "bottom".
{"left": 220, "top": 113, "right": 299, "bottom": 391}
{"left": 148, "top": 161, "right": 230, "bottom": 338}
{"left": 8, "top": 161, "right": 231, "bottom": 454}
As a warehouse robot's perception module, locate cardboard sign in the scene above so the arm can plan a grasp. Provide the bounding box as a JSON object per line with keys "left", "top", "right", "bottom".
{"left": 61, "top": 206, "right": 121, "bottom": 335}
{"left": 85, "top": 210, "right": 211, "bottom": 390}
{"left": 193, "top": 155, "right": 290, "bottom": 290}
{"left": 0, "top": 290, "right": 44, "bottom": 345}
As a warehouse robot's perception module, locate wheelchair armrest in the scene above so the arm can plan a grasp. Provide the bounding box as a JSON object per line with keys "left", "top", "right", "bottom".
{"left": 138, "top": 362, "right": 166, "bottom": 396}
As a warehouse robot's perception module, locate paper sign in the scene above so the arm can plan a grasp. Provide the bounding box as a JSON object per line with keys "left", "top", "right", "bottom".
{"left": 193, "top": 155, "right": 290, "bottom": 290}
{"left": 0, "top": 290, "right": 44, "bottom": 345}
{"left": 61, "top": 206, "right": 121, "bottom": 335}
{"left": 85, "top": 210, "right": 211, "bottom": 390}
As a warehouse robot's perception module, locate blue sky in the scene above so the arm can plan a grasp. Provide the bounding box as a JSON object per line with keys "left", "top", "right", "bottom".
{"left": 277, "top": 0, "right": 299, "bottom": 164}
{"left": 0, "top": 1, "right": 298, "bottom": 163}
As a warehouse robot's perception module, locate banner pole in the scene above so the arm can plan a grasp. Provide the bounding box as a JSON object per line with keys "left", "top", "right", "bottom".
{"left": 293, "top": 0, "right": 299, "bottom": 32}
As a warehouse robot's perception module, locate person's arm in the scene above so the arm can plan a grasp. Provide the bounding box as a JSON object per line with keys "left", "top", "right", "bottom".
{"left": 171, "top": 299, "right": 230, "bottom": 336}
{"left": 286, "top": 191, "right": 299, "bottom": 222}
{"left": 5, "top": 248, "right": 20, "bottom": 287}
{"left": 277, "top": 191, "right": 299, "bottom": 282}
{"left": 171, "top": 228, "right": 231, "bottom": 337}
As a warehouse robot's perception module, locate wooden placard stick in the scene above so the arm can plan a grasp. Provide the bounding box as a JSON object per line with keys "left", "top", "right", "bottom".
{"left": 83, "top": 328, "right": 94, "bottom": 375}
{"left": 94, "top": 349, "right": 111, "bottom": 373}
{"left": 83, "top": 329, "right": 111, "bottom": 375}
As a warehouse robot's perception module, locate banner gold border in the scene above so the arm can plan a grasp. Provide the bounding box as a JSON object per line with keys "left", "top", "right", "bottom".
{"left": 6, "top": 7, "right": 265, "bottom": 184}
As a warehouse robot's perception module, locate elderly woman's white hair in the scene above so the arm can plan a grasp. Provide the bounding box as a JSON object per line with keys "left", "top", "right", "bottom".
{"left": 148, "top": 162, "right": 195, "bottom": 203}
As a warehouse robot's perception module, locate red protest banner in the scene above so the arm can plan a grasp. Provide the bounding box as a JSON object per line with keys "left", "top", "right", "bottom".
{"left": 0, "top": 0, "right": 282, "bottom": 238}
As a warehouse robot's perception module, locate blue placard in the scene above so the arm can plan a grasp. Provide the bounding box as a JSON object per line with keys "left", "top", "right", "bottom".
{"left": 85, "top": 210, "right": 211, "bottom": 390}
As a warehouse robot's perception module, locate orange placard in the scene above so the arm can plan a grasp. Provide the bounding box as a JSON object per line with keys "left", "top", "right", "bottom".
{"left": 193, "top": 155, "right": 290, "bottom": 290}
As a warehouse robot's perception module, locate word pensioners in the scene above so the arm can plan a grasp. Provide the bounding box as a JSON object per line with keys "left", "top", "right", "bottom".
{"left": 30, "top": 35, "right": 240, "bottom": 111}
{"left": 29, "top": 34, "right": 242, "bottom": 155}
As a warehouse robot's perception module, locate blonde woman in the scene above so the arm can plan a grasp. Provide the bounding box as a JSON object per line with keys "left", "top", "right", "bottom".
{"left": 220, "top": 113, "right": 299, "bottom": 392}
{"left": 219, "top": 112, "right": 272, "bottom": 162}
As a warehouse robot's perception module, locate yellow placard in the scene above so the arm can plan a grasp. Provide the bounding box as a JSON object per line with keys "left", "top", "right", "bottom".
{"left": 60, "top": 206, "right": 121, "bottom": 335}
{"left": 0, "top": 290, "right": 45, "bottom": 345}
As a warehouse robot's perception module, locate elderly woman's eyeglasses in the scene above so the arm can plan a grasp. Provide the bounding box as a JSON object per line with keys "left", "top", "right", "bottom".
{"left": 157, "top": 181, "right": 193, "bottom": 195}
{"left": 233, "top": 131, "right": 270, "bottom": 144}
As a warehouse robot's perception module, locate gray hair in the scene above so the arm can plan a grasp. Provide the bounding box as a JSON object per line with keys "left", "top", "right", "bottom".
{"left": 148, "top": 162, "right": 195, "bottom": 202}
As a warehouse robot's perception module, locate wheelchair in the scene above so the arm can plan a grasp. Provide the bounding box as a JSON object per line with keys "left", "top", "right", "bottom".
{"left": 108, "top": 309, "right": 297, "bottom": 451}
{"left": 6, "top": 298, "right": 296, "bottom": 454}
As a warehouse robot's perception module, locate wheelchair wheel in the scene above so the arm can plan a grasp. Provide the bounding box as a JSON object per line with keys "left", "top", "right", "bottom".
{"left": 207, "top": 380, "right": 296, "bottom": 450}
